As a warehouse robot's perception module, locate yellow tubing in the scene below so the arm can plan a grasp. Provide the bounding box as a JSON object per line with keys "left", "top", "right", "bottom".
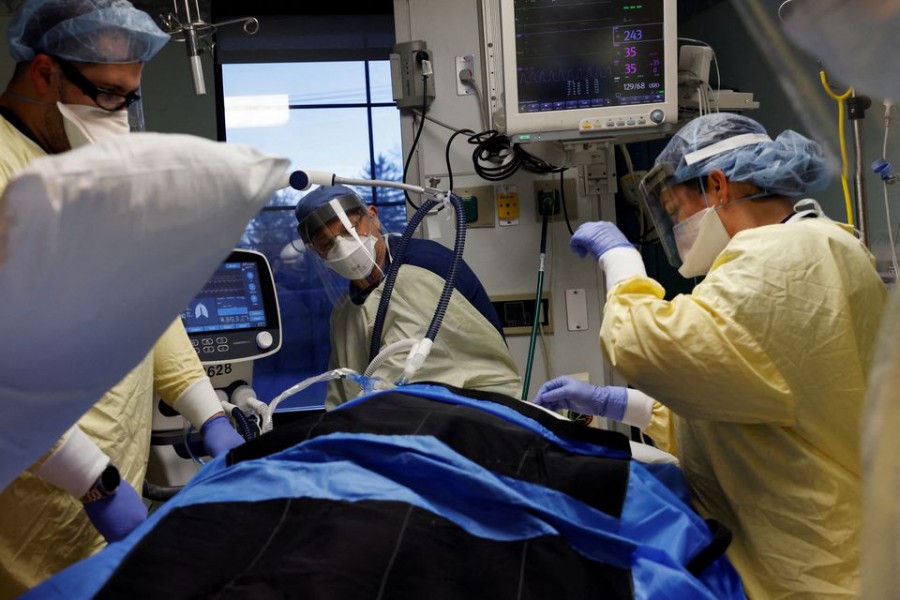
{"left": 819, "top": 70, "right": 855, "bottom": 226}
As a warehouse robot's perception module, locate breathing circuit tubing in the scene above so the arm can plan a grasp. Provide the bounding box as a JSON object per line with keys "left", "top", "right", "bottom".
{"left": 368, "top": 192, "right": 467, "bottom": 377}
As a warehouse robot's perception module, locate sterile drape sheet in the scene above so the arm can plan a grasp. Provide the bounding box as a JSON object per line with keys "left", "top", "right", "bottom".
{"left": 26, "top": 384, "right": 746, "bottom": 599}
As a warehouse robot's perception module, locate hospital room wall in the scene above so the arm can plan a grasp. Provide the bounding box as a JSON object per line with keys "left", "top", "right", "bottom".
{"left": 136, "top": 43, "right": 218, "bottom": 138}
{"left": 392, "top": 0, "right": 900, "bottom": 401}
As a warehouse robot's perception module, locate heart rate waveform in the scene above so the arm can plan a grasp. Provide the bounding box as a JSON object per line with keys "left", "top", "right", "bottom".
{"left": 518, "top": 65, "right": 614, "bottom": 85}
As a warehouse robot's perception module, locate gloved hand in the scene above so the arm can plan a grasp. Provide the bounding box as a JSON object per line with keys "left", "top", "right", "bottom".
{"left": 570, "top": 221, "right": 632, "bottom": 260}
{"left": 200, "top": 414, "right": 245, "bottom": 458}
{"left": 83, "top": 481, "right": 148, "bottom": 543}
{"left": 532, "top": 376, "right": 629, "bottom": 421}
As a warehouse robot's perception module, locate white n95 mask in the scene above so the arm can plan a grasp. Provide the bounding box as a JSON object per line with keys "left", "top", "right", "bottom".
{"left": 674, "top": 206, "right": 731, "bottom": 278}
{"left": 57, "top": 103, "right": 130, "bottom": 148}
{"left": 325, "top": 234, "right": 380, "bottom": 280}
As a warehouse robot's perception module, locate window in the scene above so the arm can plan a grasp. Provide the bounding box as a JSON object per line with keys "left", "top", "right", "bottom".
{"left": 219, "top": 60, "right": 405, "bottom": 408}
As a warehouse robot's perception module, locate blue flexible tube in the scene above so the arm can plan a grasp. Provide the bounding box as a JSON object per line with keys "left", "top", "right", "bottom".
{"left": 230, "top": 407, "right": 255, "bottom": 441}
{"left": 368, "top": 193, "right": 466, "bottom": 365}
{"left": 425, "top": 194, "right": 466, "bottom": 341}
{"left": 368, "top": 197, "right": 438, "bottom": 362}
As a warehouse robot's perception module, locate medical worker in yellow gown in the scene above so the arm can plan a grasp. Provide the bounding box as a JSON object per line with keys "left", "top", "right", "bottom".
{"left": 0, "top": 0, "right": 244, "bottom": 594}
{"left": 777, "top": 1, "right": 900, "bottom": 597}
{"left": 533, "top": 112, "right": 887, "bottom": 599}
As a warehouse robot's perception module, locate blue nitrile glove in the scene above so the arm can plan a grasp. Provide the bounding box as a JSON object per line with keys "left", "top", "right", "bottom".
{"left": 83, "top": 481, "right": 148, "bottom": 543}
{"left": 532, "top": 376, "right": 629, "bottom": 421}
{"left": 200, "top": 414, "right": 245, "bottom": 457}
{"left": 570, "top": 221, "right": 632, "bottom": 260}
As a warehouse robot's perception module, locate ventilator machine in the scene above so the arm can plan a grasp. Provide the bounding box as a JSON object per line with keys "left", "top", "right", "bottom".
{"left": 146, "top": 249, "right": 282, "bottom": 490}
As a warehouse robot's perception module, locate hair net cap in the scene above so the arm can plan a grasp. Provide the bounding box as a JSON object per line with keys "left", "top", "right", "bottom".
{"left": 8, "top": 0, "right": 170, "bottom": 63}
{"left": 295, "top": 185, "right": 369, "bottom": 243}
{"left": 656, "top": 112, "right": 832, "bottom": 197}
{"left": 295, "top": 185, "right": 364, "bottom": 224}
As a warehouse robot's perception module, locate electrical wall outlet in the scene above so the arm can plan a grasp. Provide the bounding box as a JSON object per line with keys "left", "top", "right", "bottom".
{"left": 453, "top": 185, "right": 495, "bottom": 228}
{"left": 490, "top": 293, "right": 552, "bottom": 336}
{"left": 536, "top": 189, "right": 560, "bottom": 217}
{"left": 497, "top": 185, "right": 520, "bottom": 226}
{"left": 533, "top": 178, "right": 578, "bottom": 222}
{"left": 390, "top": 40, "right": 436, "bottom": 110}
{"left": 456, "top": 54, "right": 476, "bottom": 96}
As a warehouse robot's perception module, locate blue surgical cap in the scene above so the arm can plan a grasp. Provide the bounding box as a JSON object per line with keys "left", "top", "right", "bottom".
{"left": 8, "top": 0, "right": 170, "bottom": 63}
{"left": 295, "top": 185, "right": 367, "bottom": 243}
{"left": 656, "top": 112, "right": 832, "bottom": 197}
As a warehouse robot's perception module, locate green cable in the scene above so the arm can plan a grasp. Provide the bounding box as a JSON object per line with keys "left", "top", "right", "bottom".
{"left": 521, "top": 208, "right": 552, "bottom": 400}
{"left": 520, "top": 265, "right": 544, "bottom": 400}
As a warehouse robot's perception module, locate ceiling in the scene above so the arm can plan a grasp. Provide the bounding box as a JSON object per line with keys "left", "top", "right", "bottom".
{"left": 141, "top": 0, "right": 211, "bottom": 23}
{"left": 0, "top": 0, "right": 209, "bottom": 21}
{"left": 0, "top": 1, "right": 722, "bottom": 27}
{"left": 0, "top": 0, "right": 395, "bottom": 19}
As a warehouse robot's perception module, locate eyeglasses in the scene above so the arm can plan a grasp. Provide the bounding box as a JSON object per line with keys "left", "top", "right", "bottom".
{"left": 52, "top": 56, "right": 140, "bottom": 112}
{"left": 308, "top": 212, "right": 366, "bottom": 255}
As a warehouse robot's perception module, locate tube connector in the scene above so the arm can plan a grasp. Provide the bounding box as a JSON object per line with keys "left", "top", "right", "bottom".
{"left": 435, "top": 190, "right": 454, "bottom": 212}
{"left": 219, "top": 398, "right": 240, "bottom": 414}
{"left": 873, "top": 158, "right": 900, "bottom": 184}
{"left": 397, "top": 338, "right": 434, "bottom": 385}
{"left": 230, "top": 384, "right": 261, "bottom": 410}
{"left": 230, "top": 384, "right": 272, "bottom": 432}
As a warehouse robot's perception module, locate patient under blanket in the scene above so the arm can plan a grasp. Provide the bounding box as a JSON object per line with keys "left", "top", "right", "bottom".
{"left": 26, "top": 384, "right": 746, "bottom": 599}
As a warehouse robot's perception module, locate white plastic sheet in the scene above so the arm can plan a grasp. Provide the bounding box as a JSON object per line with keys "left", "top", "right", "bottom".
{"left": 0, "top": 132, "right": 290, "bottom": 491}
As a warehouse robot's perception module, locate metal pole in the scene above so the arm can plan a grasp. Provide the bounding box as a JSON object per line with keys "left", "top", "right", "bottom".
{"left": 849, "top": 93, "right": 872, "bottom": 246}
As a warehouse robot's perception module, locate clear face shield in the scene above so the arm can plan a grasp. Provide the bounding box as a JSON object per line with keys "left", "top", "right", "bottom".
{"left": 296, "top": 193, "right": 387, "bottom": 298}
{"left": 638, "top": 163, "right": 684, "bottom": 269}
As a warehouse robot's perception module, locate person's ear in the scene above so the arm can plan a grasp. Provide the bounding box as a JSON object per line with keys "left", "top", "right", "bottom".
{"left": 706, "top": 169, "right": 729, "bottom": 204}
{"left": 29, "top": 54, "right": 59, "bottom": 98}
{"left": 365, "top": 204, "right": 383, "bottom": 230}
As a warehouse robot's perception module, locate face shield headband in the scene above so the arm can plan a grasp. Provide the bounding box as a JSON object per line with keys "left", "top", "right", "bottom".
{"left": 639, "top": 132, "right": 773, "bottom": 268}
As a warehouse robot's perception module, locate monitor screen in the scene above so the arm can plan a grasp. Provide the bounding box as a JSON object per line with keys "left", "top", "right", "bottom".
{"left": 182, "top": 261, "right": 268, "bottom": 334}
{"left": 495, "top": 0, "right": 677, "bottom": 138}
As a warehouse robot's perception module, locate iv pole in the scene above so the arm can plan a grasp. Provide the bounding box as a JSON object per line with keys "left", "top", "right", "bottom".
{"left": 161, "top": 0, "right": 259, "bottom": 95}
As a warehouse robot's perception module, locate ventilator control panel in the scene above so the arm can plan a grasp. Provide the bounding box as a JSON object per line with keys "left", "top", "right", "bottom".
{"left": 180, "top": 249, "right": 281, "bottom": 364}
